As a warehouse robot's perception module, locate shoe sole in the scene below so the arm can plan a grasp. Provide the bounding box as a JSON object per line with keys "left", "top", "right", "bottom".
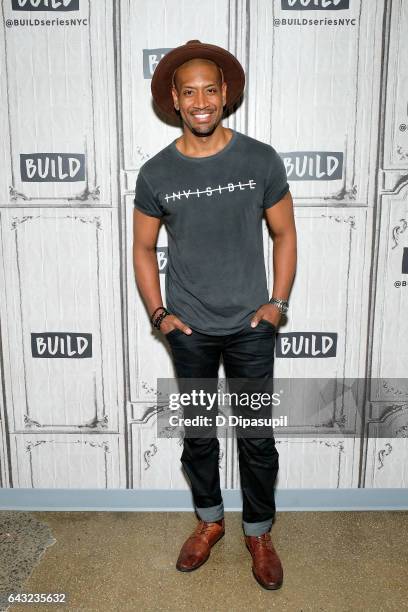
{"left": 245, "top": 541, "right": 283, "bottom": 590}
{"left": 251, "top": 568, "right": 283, "bottom": 590}
{"left": 176, "top": 530, "right": 225, "bottom": 572}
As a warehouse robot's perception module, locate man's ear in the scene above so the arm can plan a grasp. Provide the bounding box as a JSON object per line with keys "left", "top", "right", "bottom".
{"left": 222, "top": 81, "right": 227, "bottom": 107}
{"left": 171, "top": 86, "right": 179, "bottom": 111}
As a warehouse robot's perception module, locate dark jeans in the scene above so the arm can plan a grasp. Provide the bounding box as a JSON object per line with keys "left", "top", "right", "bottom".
{"left": 165, "top": 319, "right": 279, "bottom": 536}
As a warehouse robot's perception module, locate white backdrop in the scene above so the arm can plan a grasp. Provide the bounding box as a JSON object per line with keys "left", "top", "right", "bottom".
{"left": 0, "top": 0, "right": 407, "bottom": 494}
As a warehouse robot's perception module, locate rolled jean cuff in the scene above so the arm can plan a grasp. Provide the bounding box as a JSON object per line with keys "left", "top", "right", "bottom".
{"left": 196, "top": 502, "right": 224, "bottom": 523}
{"left": 243, "top": 518, "right": 272, "bottom": 536}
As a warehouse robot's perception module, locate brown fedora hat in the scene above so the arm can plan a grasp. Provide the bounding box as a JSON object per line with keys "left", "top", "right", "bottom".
{"left": 151, "top": 39, "right": 245, "bottom": 120}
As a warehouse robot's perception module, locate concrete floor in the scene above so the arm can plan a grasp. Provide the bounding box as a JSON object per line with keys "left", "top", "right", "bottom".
{"left": 4, "top": 510, "right": 408, "bottom": 612}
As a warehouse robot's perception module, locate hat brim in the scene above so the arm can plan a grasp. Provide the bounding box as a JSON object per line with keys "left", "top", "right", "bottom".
{"left": 151, "top": 42, "right": 245, "bottom": 120}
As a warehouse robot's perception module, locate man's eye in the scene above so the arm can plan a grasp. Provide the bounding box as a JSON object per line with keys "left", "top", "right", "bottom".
{"left": 208, "top": 88, "right": 217, "bottom": 93}
{"left": 183, "top": 90, "right": 193, "bottom": 95}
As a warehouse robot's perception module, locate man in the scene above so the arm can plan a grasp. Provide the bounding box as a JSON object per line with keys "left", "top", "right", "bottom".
{"left": 133, "top": 40, "right": 297, "bottom": 590}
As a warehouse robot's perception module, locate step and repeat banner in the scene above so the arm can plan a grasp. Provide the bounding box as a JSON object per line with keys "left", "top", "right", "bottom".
{"left": 0, "top": 0, "right": 407, "bottom": 494}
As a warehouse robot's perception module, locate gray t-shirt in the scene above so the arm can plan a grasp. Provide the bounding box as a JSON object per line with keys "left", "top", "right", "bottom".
{"left": 134, "top": 129, "right": 289, "bottom": 335}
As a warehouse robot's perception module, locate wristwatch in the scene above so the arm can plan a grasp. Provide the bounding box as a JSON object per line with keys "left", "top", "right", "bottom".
{"left": 269, "top": 297, "right": 289, "bottom": 315}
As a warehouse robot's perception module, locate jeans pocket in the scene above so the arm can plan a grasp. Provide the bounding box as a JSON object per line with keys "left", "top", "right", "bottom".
{"left": 164, "top": 327, "right": 184, "bottom": 339}
{"left": 257, "top": 319, "right": 276, "bottom": 331}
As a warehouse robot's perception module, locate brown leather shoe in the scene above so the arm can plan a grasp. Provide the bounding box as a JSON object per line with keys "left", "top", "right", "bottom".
{"left": 245, "top": 532, "right": 283, "bottom": 590}
{"left": 176, "top": 518, "right": 225, "bottom": 572}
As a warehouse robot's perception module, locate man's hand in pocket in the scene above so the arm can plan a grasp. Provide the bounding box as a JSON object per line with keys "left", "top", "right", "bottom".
{"left": 160, "top": 314, "right": 192, "bottom": 336}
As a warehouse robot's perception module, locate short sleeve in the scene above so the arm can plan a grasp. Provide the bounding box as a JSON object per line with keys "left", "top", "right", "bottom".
{"left": 133, "top": 170, "right": 164, "bottom": 218}
{"left": 263, "top": 147, "right": 290, "bottom": 209}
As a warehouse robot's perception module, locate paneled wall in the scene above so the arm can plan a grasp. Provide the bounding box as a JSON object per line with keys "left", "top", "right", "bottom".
{"left": 0, "top": 0, "right": 406, "bottom": 494}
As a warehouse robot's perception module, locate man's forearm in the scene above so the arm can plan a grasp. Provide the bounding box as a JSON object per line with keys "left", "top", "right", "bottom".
{"left": 133, "top": 245, "right": 163, "bottom": 318}
{"left": 271, "top": 233, "right": 297, "bottom": 301}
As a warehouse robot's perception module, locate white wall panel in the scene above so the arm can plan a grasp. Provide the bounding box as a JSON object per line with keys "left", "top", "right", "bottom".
{"left": 247, "top": 0, "right": 384, "bottom": 205}
{"left": 9, "top": 433, "right": 124, "bottom": 488}
{"left": 274, "top": 438, "right": 359, "bottom": 489}
{"left": 364, "top": 435, "right": 408, "bottom": 489}
{"left": 370, "top": 191, "right": 408, "bottom": 398}
{"left": 0, "top": 1, "right": 117, "bottom": 205}
{"left": 0, "top": 208, "right": 123, "bottom": 433}
{"left": 363, "top": 0, "right": 408, "bottom": 487}
{"left": 271, "top": 207, "right": 371, "bottom": 379}
{"left": 383, "top": 0, "right": 408, "bottom": 172}
{"left": 129, "top": 407, "right": 229, "bottom": 489}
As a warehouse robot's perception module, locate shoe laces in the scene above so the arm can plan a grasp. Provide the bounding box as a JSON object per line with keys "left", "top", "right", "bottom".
{"left": 195, "top": 520, "right": 221, "bottom": 537}
{"left": 252, "top": 533, "right": 273, "bottom": 550}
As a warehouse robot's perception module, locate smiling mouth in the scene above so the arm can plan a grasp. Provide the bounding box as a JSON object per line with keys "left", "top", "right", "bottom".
{"left": 192, "top": 112, "right": 213, "bottom": 120}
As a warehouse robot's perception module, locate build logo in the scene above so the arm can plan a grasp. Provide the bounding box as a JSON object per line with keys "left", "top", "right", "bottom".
{"left": 143, "top": 49, "right": 173, "bottom": 79}
{"left": 20, "top": 153, "right": 85, "bottom": 182}
{"left": 282, "top": 152, "right": 343, "bottom": 181}
{"left": 281, "top": 0, "right": 350, "bottom": 9}
{"left": 276, "top": 332, "right": 337, "bottom": 358}
{"left": 31, "top": 333, "right": 92, "bottom": 358}
{"left": 12, "top": 0, "right": 79, "bottom": 10}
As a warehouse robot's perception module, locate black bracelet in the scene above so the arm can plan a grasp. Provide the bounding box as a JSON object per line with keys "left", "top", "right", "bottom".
{"left": 155, "top": 311, "right": 169, "bottom": 330}
{"left": 152, "top": 308, "right": 170, "bottom": 330}
{"left": 150, "top": 306, "right": 166, "bottom": 325}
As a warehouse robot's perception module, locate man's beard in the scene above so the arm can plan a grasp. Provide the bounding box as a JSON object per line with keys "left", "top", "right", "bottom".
{"left": 183, "top": 112, "right": 223, "bottom": 137}
{"left": 189, "top": 124, "right": 218, "bottom": 137}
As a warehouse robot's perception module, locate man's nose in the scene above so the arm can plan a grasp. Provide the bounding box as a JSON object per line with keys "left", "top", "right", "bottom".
{"left": 195, "top": 90, "right": 208, "bottom": 108}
